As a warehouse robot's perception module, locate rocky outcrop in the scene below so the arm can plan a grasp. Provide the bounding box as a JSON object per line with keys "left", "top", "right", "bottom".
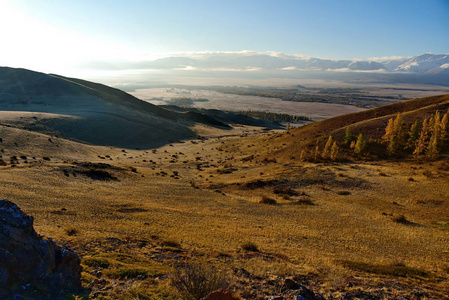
{"left": 267, "top": 278, "right": 325, "bottom": 300}
{"left": 0, "top": 200, "right": 81, "bottom": 299}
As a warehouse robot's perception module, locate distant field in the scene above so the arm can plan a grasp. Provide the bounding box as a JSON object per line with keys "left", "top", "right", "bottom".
{"left": 132, "top": 88, "right": 366, "bottom": 121}
{"left": 130, "top": 81, "right": 449, "bottom": 122}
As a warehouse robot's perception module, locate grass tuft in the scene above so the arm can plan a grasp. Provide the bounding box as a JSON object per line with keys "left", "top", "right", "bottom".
{"left": 241, "top": 241, "right": 259, "bottom": 252}
{"left": 294, "top": 198, "right": 315, "bottom": 205}
{"left": 259, "top": 196, "right": 277, "bottom": 205}
{"left": 83, "top": 257, "right": 110, "bottom": 269}
{"left": 65, "top": 227, "right": 79, "bottom": 236}
{"left": 337, "top": 191, "right": 351, "bottom": 195}
{"left": 171, "top": 262, "right": 231, "bottom": 300}
{"left": 393, "top": 215, "right": 414, "bottom": 225}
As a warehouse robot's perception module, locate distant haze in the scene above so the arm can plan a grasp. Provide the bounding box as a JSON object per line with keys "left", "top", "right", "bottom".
{"left": 76, "top": 52, "right": 449, "bottom": 89}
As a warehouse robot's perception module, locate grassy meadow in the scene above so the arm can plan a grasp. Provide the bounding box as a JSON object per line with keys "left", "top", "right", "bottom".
{"left": 0, "top": 124, "right": 448, "bottom": 299}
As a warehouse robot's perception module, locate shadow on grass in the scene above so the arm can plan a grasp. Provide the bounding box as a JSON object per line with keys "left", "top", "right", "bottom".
{"left": 340, "top": 260, "right": 430, "bottom": 279}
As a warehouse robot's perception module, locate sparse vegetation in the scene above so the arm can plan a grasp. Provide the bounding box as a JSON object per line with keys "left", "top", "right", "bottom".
{"left": 161, "top": 239, "right": 181, "bottom": 248}
{"left": 65, "top": 227, "right": 79, "bottom": 236}
{"left": 259, "top": 196, "right": 277, "bottom": 205}
{"left": 294, "top": 197, "right": 315, "bottom": 205}
{"left": 392, "top": 215, "right": 414, "bottom": 225}
{"left": 170, "top": 262, "right": 231, "bottom": 300}
{"left": 0, "top": 86, "right": 448, "bottom": 298}
{"left": 336, "top": 191, "right": 351, "bottom": 195}
{"left": 83, "top": 257, "right": 111, "bottom": 269}
{"left": 241, "top": 241, "right": 259, "bottom": 252}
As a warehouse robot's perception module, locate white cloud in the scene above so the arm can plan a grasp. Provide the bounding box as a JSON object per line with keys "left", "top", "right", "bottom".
{"left": 326, "top": 68, "right": 389, "bottom": 73}
{"left": 268, "top": 51, "right": 312, "bottom": 60}
{"left": 245, "top": 67, "right": 262, "bottom": 72}
{"left": 366, "top": 55, "right": 410, "bottom": 62}
{"left": 173, "top": 66, "right": 198, "bottom": 71}
{"left": 281, "top": 66, "right": 298, "bottom": 70}
{"left": 292, "top": 54, "right": 313, "bottom": 60}
{"left": 440, "top": 63, "right": 449, "bottom": 69}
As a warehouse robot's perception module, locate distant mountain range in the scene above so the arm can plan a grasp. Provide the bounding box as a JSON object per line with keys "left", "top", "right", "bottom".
{"left": 138, "top": 52, "right": 449, "bottom": 75}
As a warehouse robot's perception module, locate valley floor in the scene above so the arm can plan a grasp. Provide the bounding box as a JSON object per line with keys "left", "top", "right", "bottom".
{"left": 1, "top": 126, "right": 448, "bottom": 299}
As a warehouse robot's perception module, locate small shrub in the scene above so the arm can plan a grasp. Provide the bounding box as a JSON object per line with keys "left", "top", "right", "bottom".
{"left": 393, "top": 215, "right": 414, "bottom": 225}
{"left": 0, "top": 159, "right": 6, "bottom": 166}
{"left": 423, "top": 170, "right": 433, "bottom": 178}
{"left": 273, "top": 186, "right": 298, "bottom": 196}
{"left": 259, "top": 196, "right": 277, "bottom": 205}
{"left": 42, "top": 156, "right": 51, "bottom": 161}
{"left": 295, "top": 198, "right": 315, "bottom": 205}
{"left": 171, "top": 262, "right": 231, "bottom": 299}
{"left": 161, "top": 239, "right": 181, "bottom": 248}
{"left": 83, "top": 169, "right": 117, "bottom": 181}
{"left": 337, "top": 191, "right": 351, "bottom": 195}
{"left": 65, "top": 227, "right": 78, "bottom": 236}
{"left": 241, "top": 241, "right": 259, "bottom": 252}
{"left": 83, "top": 257, "right": 110, "bottom": 269}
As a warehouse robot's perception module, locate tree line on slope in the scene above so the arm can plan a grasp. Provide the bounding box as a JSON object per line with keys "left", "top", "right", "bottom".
{"left": 298, "top": 109, "right": 449, "bottom": 162}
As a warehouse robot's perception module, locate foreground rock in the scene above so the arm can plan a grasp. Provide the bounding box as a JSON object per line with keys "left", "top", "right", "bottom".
{"left": 0, "top": 200, "right": 82, "bottom": 299}
{"left": 267, "top": 279, "right": 325, "bottom": 300}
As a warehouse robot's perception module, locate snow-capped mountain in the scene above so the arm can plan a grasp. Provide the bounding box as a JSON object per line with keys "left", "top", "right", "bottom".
{"left": 138, "top": 52, "right": 448, "bottom": 74}
{"left": 395, "top": 54, "right": 449, "bottom": 74}
{"left": 348, "top": 61, "right": 385, "bottom": 71}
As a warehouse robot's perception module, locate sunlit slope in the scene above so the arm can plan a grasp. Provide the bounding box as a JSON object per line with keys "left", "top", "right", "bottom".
{"left": 0, "top": 67, "right": 195, "bottom": 148}
{"left": 265, "top": 94, "right": 449, "bottom": 160}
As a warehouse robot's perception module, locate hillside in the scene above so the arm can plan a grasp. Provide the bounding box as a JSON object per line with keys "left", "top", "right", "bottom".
{"left": 0, "top": 67, "right": 233, "bottom": 148}
{"left": 259, "top": 94, "right": 449, "bottom": 161}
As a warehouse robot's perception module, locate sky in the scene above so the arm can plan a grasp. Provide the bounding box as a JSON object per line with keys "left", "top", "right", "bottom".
{"left": 0, "top": 0, "right": 448, "bottom": 78}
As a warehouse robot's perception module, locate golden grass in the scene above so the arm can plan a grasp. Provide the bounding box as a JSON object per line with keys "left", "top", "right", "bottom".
{"left": 1, "top": 126, "right": 448, "bottom": 297}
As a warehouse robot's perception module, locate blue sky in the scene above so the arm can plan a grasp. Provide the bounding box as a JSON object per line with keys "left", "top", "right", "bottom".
{"left": 0, "top": 0, "right": 448, "bottom": 75}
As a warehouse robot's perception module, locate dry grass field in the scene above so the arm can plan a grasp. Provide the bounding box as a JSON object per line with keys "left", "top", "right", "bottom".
{"left": 1, "top": 121, "right": 448, "bottom": 299}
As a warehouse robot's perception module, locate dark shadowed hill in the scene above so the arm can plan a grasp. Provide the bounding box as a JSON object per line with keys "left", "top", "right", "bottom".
{"left": 0, "top": 67, "right": 230, "bottom": 148}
